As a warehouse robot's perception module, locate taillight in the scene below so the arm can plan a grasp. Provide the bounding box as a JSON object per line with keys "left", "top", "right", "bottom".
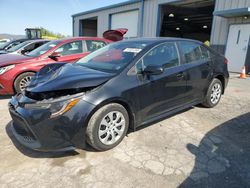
{"left": 224, "top": 58, "right": 229, "bottom": 64}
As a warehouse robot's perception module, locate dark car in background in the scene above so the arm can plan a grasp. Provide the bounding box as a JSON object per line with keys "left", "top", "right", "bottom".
{"left": 0, "top": 39, "right": 49, "bottom": 55}
{"left": 0, "top": 38, "right": 28, "bottom": 51}
{"left": 0, "top": 39, "right": 10, "bottom": 44}
{"left": 8, "top": 38, "right": 229, "bottom": 152}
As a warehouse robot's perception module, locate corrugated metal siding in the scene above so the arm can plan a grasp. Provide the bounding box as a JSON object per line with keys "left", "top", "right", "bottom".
{"left": 73, "top": 0, "right": 250, "bottom": 49}
{"left": 211, "top": 0, "right": 250, "bottom": 46}
{"left": 73, "top": 2, "right": 141, "bottom": 37}
{"left": 143, "top": 0, "right": 177, "bottom": 37}
{"left": 73, "top": 0, "right": 174, "bottom": 37}
{"left": 143, "top": 0, "right": 157, "bottom": 37}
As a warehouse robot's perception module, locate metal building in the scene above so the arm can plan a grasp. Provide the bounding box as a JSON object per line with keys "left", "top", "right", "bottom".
{"left": 72, "top": 0, "right": 250, "bottom": 73}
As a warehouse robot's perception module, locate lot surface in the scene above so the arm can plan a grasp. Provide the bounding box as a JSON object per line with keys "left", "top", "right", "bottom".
{"left": 0, "top": 74, "right": 249, "bottom": 188}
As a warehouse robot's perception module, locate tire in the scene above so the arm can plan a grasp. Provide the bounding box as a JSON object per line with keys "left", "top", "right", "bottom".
{"left": 202, "top": 78, "right": 223, "bottom": 108}
{"left": 14, "top": 72, "right": 35, "bottom": 93}
{"left": 86, "top": 103, "right": 129, "bottom": 151}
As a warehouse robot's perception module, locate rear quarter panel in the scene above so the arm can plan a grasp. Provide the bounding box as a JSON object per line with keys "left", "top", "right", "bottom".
{"left": 209, "top": 49, "right": 229, "bottom": 89}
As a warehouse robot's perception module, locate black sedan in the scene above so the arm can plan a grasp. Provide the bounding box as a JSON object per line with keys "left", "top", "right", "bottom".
{"left": 9, "top": 38, "right": 229, "bottom": 151}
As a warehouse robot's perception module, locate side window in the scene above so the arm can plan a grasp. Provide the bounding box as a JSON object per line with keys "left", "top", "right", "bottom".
{"left": 33, "top": 42, "right": 46, "bottom": 49}
{"left": 24, "top": 43, "right": 36, "bottom": 51}
{"left": 6, "top": 42, "right": 22, "bottom": 50}
{"left": 86, "top": 40, "right": 107, "bottom": 52}
{"left": 179, "top": 41, "right": 211, "bottom": 64}
{"left": 55, "top": 41, "right": 83, "bottom": 56}
{"left": 142, "top": 42, "right": 179, "bottom": 69}
{"left": 200, "top": 45, "right": 210, "bottom": 60}
{"left": 179, "top": 41, "right": 202, "bottom": 64}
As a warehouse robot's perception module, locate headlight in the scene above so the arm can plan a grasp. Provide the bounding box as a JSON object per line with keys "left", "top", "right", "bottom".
{"left": 0, "top": 65, "right": 15, "bottom": 75}
{"left": 24, "top": 95, "right": 81, "bottom": 118}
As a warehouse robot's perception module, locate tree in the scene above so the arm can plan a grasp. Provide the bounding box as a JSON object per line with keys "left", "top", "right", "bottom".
{"left": 37, "top": 27, "right": 67, "bottom": 39}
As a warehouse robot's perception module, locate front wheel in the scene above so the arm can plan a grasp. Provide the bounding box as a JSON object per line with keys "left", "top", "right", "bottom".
{"left": 86, "top": 103, "right": 129, "bottom": 151}
{"left": 202, "top": 78, "right": 223, "bottom": 108}
{"left": 14, "top": 72, "right": 35, "bottom": 93}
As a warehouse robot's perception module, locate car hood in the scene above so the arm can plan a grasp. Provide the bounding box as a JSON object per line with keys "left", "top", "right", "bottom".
{"left": 26, "top": 63, "right": 115, "bottom": 99}
{"left": 0, "top": 54, "right": 33, "bottom": 66}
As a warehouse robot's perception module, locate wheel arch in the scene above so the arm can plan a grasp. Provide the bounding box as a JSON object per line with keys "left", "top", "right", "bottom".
{"left": 87, "top": 98, "right": 136, "bottom": 132}
{"left": 214, "top": 74, "right": 225, "bottom": 94}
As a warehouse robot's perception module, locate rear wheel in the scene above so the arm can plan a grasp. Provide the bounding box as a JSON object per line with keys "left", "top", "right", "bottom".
{"left": 14, "top": 72, "right": 35, "bottom": 93}
{"left": 202, "top": 78, "right": 223, "bottom": 108}
{"left": 86, "top": 103, "right": 129, "bottom": 151}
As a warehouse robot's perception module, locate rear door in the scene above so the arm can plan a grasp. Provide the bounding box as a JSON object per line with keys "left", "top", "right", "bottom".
{"left": 178, "top": 41, "right": 213, "bottom": 103}
{"left": 134, "top": 42, "right": 187, "bottom": 121}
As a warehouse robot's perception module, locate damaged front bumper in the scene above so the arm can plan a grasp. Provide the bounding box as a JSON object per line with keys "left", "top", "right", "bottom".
{"left": 8, "top": 94, "right": 96, "bottom": 151}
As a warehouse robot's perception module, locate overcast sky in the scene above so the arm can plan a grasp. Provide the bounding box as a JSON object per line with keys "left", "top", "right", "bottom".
{"left": 0, "top": 0, "right": 126, "bottom": 36}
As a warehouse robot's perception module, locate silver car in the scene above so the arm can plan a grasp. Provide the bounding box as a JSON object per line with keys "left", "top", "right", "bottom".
{"left": 0, "top": 39, "right": 49, "bottom": 55}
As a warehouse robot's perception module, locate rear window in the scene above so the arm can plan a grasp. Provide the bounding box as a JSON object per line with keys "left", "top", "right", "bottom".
{"left": 179, "top": 41, "right": 210, "bottom": 64}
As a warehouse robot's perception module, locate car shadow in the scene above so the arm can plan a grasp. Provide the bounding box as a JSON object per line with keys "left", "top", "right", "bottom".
{"left": 5, "top": 122, "right": 96, "bottom": 158}
{"left": 179, "top": 112, "right": 250, "bottom": 188}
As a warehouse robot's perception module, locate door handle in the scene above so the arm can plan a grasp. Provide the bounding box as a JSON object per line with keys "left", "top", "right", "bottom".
{"left": 176, "top": 72, "right": 184, "bottom": 78}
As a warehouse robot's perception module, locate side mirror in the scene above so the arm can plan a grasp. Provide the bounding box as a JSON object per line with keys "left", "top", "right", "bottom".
{"left": 143, "top": 65, "right": 164, "bottom": 75}
{"left": 48, "top": 52, "right": 60, "bottom": 61}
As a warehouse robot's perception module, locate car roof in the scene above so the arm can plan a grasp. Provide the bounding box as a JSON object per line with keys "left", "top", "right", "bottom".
{"left": 9, "top": 38, "right": 49, "bottom": 43}
{"left": 54, "top": 37, "right": 110, "bottom": 44}
{"left": 122, "top": 37, "right": 204, "bottom": 45}
{"left": 26, "top": 39, "right": 50, "bottom": 43}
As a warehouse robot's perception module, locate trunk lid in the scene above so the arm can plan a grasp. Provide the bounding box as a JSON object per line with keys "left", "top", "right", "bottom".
{"left": 103, "top": 28, "right": 128, "bottom": 42}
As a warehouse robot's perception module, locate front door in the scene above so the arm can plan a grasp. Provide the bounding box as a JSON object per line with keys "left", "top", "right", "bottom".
{"left": 135, "top": 42, "right": 187, "bottom": 122}
{"left": 54, "top": 40, "right": 86, "bottom": 63}
{"left": 225, "top": 24, "right": 250, "bottom": 73}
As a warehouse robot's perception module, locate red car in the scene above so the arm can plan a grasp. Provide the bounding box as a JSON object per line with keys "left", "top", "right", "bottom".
{"left": 0, "top": 29, "right": 127, "bottom": 95}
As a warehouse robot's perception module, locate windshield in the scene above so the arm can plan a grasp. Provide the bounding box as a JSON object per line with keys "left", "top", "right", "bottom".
{"left": 7, "top": 41, "right": 31, "bottom": 52}
{"left": 76, "top": 41, "right": 152, "bottom": 73}
{"left": 27, "top": 40, "right": 60, "bottom": 57}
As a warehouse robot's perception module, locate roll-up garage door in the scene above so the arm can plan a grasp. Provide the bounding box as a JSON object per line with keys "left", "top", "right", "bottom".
{"left": 111, "top": 10, "right": 139, "bottom": 38}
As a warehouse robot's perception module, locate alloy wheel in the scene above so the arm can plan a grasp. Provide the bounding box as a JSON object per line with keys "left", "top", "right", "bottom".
{"left": 19, "top": 76, "right": 32, "bottom": 91}
{"left": 98, "top": 111, "right": 126, "bottom": 145}
{"left": 210, "top": 83, "right": 221, "bottom": 104}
